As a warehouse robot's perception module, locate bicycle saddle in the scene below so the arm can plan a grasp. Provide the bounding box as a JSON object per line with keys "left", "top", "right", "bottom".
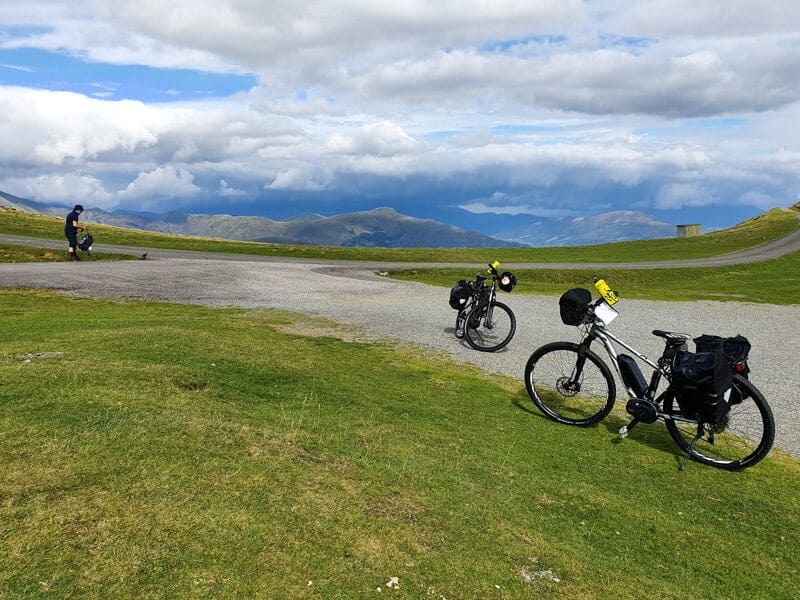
{"left": 652, "top": 330, "right": 690, "bottom": 344}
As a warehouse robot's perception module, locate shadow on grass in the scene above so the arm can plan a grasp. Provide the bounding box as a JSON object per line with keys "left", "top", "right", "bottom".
{"left": 512, "top": 389, "right": 688, "bottom": 469}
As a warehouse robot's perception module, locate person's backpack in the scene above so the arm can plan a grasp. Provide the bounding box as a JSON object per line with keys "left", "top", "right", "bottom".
{"left": 78, "top": 233, "right": 93, "bottom": 252}
{"left": 449, "top": 279, "right": 471, "bottom": 310}
{"left": 559, "top": 288, "right": 592, "bottom": 326}
{"left": 693, "top": 334, "right": 751, "bottom": 405}
{"left": 671, "top": 349, "right": 732, "bottom": 425}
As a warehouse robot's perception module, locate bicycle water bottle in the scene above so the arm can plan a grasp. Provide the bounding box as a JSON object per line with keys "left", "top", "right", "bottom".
{"left": 594, "top": 277, "right": 619, "bottom": 306}
{"left": 488, "top": 260, "right": 501, "bottom": 274}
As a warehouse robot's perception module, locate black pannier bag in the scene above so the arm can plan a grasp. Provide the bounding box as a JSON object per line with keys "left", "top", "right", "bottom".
{"left": 694, "top": 334, "right": 751, "bottom": 405}
{"left": 498, "top": 271, "right": 517, "bottom": 292}
{"left": 694, "top": 334, "right": 751, "bottom": 373}
{"left": 671, "top": 349, "right": 732, "bottom": 425}
{"left": 559, "top": 288, "right": 592, "bottom": 326}
{"left": 449, "top": 279, "right": 471, "bottom": 310}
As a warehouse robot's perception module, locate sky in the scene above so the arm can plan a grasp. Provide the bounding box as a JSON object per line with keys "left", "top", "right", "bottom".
{"left": 1, "top": 0, "right": 799, "bottom": 232}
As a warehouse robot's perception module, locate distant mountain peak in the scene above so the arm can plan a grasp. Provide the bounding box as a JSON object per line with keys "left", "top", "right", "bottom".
{"left": 496, "top": 210, "right": 675, "bottom": 247}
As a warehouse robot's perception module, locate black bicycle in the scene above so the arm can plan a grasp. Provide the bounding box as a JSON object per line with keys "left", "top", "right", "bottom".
{"left": 450, "top": 262, "right": 517, "bottom": 352}
{"left": 524, "top": 283, "right": 775, "bottom": 470}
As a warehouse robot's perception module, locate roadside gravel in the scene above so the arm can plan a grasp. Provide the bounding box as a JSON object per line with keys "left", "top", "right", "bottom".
{"left": 1, "top": 254, "right": 798, "bottom": 458}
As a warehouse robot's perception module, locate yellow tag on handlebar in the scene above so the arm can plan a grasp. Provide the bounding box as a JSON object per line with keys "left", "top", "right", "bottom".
{"left": 488, "top": 260, "right": 501, "bottom": 274}
{"left": 594, "top": 278, "right": 619, "bottom": 305}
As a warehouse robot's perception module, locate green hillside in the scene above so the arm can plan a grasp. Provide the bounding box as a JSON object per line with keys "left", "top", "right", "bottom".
{"left": 1, "top": 204, "right": 798, "bottom": 264}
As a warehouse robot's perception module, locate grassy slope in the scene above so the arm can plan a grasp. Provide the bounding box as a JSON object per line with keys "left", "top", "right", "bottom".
{"left": 1, "top": 204, "right": 798, "bottom": 263}
{"left": 1, "top": 290, "right": 798, "bottom": 599}
{"left": 0, "top": 243, "right": 131, "bottom": 263}
{"left": 391, "top": 251, "right": 800, "bottom": 305}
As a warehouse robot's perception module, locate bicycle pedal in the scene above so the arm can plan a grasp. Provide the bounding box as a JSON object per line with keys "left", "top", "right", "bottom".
{"left": 618, "top": 426, "right": 628, "bottom": 439}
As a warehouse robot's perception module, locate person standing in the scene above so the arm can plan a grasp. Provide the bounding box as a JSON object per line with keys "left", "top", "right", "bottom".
{"left": 65, "top": 204, "right": 86, "bottom": 261}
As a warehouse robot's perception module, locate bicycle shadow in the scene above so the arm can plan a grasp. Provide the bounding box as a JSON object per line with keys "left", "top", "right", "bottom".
{"left": 442, "top": 327, "right": 515, "bottom": 353}
{"left": 511, "top": 389, "right": 688, "bottom": 469}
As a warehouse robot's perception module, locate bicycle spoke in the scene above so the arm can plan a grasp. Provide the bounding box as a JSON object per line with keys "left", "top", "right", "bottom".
{"left": 665, "top": 374, "right": 774, "bottom": 470}
{"left": 525, "top": 342, "right": 615, "bottom": 426}
{"left": 464, "top": 301, "right": 515, "bottom": 352}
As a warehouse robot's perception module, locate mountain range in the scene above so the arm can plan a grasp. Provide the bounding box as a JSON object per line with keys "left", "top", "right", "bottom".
{"left": 0, "top": 190, "right": 678, "bottom": 248}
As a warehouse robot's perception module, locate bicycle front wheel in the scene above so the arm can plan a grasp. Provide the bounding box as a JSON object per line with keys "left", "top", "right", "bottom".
{"left": 464, "top": 301, "right": 516, "bottom": 352}
{"left": 664, "top": 373, "right": 775, "bottom": 470}
{"left": 524, "top": 342, "right": 616, "bottom": 426}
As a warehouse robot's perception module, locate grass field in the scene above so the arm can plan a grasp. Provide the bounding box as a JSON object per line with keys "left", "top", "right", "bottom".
{"left": 389, "top": 249, "right": 800, "bottom": 305}
{"left": 2, "top": 290, "right": 798, "bottom": 599}
{"left": 0, "top": 243, "right": 131, "bottom": 263}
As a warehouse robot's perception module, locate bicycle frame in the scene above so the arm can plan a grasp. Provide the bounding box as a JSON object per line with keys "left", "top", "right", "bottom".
{"left": 578, "top": 320, "right": 696, "bottom": 426}
{"left": 478, "top": 279, "right": 498, "bottom": 325}
{"left": 463, "top": 275, "right": 497, "bottom": 323}
{"left": 582, "top": 323, "right": 663, "bottom": 398}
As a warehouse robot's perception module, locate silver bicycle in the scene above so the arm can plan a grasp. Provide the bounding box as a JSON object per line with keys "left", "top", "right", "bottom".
{"left": 524, "top": 284, "right": 775, "bottom": 471}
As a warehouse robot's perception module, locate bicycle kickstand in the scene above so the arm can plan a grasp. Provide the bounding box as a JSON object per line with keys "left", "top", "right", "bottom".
{"left": 678, "top": 430, "right": 704, "bottom": 472}
{"left": 618, "top": 417, "right": 640, "bottom": 440}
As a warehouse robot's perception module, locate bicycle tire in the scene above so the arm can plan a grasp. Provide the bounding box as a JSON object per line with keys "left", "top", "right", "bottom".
{"left": 664, "top": 373, "right": 775, "bottom": 470}
{"left": 524, "top": 342, "right": 616, "bottom": 426}
{"left": 464, "top": 300, "right": 516, "bottom": 352}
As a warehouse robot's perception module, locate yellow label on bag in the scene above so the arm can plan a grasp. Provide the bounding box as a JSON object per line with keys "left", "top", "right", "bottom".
{"left": 594, "top": 278, "right": 619, "bottom": 305}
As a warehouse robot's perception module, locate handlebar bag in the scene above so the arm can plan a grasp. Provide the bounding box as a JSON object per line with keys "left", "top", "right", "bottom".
{"left": 449, "top": 279, "right": 471, "bottom": 310}
{"left": 559, "top": 288, "right": 592, "bottom": 325}
{"left": 498, "top": 271, "right": 517, "bottom": 292}
{"left": 672, "top": 349, "right": 732, "bottom": 425}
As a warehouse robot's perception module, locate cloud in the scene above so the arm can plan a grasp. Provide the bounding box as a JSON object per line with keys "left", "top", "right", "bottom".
{"left": 1, "top": 63, "right": 35, "bottom": 72}
{"left": 327, "top": 121, "right": 425, "bottom": 157}
{"left": 0, "top": 87, "right": 162, "bottom": 166}
{"left": 118, "top": 166, "right": 201, "bottom": 207}
{"left": 3, "top": 172, "right": 113, "bottom": 208}
{"left": 459, "top": 201, "right": 576, "bottom": 218}
{"left": 218, "top": 179, "right": 245, "bottom": 197}
{"left": 654, "top": 182, "right": 719, "bottom": 210}
{"left": 0, "top": 1, "right": 798, "bottom": 229}
{"left": 267, "top": 168, "right": 326, "bottom": 191}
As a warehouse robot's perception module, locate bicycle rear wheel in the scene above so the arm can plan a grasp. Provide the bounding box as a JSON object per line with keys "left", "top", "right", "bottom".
{"left": 464, "top": 300, "right": 515, "bottom": 352}
{"left": 664, "top": 373, "right": 775, "bottom": 470}
{"left": 524, "top": 342, "right": 616, "bottom": 426}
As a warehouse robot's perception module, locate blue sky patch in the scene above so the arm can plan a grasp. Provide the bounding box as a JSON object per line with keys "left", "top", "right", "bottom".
{"left": 598, "top": 34, "right": 655, "bottom": 53}
{"left": 490, "top": 123, "right": 569, "bottom": 135}
{"left": 481, "top": 35, "right": 567, "bottom": 53}
{"left": 0, "top": 47, "right": 258, "bottom": 101}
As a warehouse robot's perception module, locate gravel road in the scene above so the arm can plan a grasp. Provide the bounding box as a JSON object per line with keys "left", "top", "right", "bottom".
{"left": 1, "top": 250, "right": 798, "bottom": 459}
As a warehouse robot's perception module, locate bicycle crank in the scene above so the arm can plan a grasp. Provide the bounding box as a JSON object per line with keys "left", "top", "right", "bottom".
{"left": 625, "top": 398, "right": 659, "bottom": 424}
